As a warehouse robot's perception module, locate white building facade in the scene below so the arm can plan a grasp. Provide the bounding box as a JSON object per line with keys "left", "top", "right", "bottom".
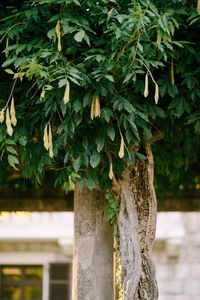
{"left": 0, "top": 212, "right": 73, "bottom": 300}
{"left": 0, "top": 211, "right": 200, "bottom": 300}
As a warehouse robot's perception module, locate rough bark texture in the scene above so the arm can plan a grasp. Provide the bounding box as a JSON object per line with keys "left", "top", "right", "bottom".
{"left": 72, "top": 183, "right": 114, "bottom": 300}
{"left": 117, "top": 142, "right": 158, "bottom": 300}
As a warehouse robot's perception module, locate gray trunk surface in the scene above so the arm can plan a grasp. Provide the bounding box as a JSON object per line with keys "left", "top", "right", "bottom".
{"left": 116, "top": 142, "right": 158, "bottom": 300}
{"left": 72, "top": 183, "right": 114, "bottom": 300}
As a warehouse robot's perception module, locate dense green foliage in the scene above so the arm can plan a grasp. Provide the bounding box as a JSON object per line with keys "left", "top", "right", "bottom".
{"left": 0, "top": 0, "right": 200, "bottom": 197}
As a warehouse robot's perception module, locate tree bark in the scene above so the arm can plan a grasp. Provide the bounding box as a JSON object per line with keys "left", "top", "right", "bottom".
{"left": 116, "top": 142, "right": 158, "bottom": 300}
{"left": 72, "top": 183, "right": 114, "bottom": 300}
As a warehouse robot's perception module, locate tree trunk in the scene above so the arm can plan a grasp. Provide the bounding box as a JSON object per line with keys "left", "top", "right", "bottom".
{"left": 116, "top": 142, "right": 158, "bottom": 300}
{"left": 72, "top": 183, "right": 114, "bottom": 300}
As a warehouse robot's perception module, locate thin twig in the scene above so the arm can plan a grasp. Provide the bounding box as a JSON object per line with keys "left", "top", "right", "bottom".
{"left": 26, "top": 81, "right": 38, "bottom": 97}
{"left": 56, "top": 109, "right": 63, "bottom": 123}
{"left": 3, "top": 78, "right": 18, "bottom": 109}
{"left": 30, "top": 86, "right": 39, "bottom": 99}
{"left": 135, "top": 58, "right": 157, "bottom": 84}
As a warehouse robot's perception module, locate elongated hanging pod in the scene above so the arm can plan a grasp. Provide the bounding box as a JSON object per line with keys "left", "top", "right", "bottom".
{"left": 109, "top": 162, "right": 114, "bottom": 180}
{"left": 119, "top": 136, "right": 125, "bottom": 158}
{"left": 6, "top": 107, "right": 13, "bottom": 136}
{"left": 90, "top": 94, "right": 95, "bottom": 120}
{"left": 144, "top": 73, "right": 149, "bottom": 98}
{"left": 43, "top": 124, "right": 49, "bottom": 150}
{"left": 64, "top": 79, "right": 70, "bottom": 104}
{"left": 198, "top": 0, "right": 200, "bottom": 14}
{"left": 154, "top": 83, "right": 159, "bottom": 104}
{"left": 10, "top": 96, "right": 17, "bottom": 126}
{"left": 94, "top": 96, "right": 101, "bottom": 118}
{"left": 48, "top": 124, "right": 54, "bottom": 158}
{"left": 0, "top": 108, "right": 5, "bottom": 123}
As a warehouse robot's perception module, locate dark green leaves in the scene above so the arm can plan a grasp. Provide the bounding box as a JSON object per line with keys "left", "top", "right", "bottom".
{"left": 0, "top": 0, "right": 199, "bottom": 194}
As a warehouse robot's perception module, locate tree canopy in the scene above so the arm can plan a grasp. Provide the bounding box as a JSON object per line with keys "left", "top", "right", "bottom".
{"left": 0, "top": 0, "right": 200, "bottom": 198}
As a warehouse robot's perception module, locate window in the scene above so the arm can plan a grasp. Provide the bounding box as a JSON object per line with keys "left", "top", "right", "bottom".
{"left": 0, "top": 263, "right": 72, "bottom": 300}
{"left": 49, "top": 263, "right": 71, "bottom": 300}
{"left": 0, "top": 265, "right": 42, "bottom": 300}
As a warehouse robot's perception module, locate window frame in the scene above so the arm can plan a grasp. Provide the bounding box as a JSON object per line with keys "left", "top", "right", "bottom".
{"left": 0, "top": 264, "right": 43, "bottom": 300}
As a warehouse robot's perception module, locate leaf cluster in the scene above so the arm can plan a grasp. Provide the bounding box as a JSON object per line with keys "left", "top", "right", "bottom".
{"left": 0, "top": 0, "right": 199, "bottom": 196}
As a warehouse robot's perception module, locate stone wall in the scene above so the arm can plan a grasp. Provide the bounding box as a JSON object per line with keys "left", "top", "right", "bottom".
{"left": 153, "top": 212, "right": 200, "bottom": 300}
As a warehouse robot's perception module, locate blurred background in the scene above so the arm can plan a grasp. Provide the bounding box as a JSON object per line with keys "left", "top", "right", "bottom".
{"left": 0, "top": 210, "right": 200, "bottom": 300}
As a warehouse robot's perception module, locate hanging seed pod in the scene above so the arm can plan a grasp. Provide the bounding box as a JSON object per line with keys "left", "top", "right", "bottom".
{"left": 198, "top": 0, "right": 200, "bottom": 14}
{"left": 109, "top": 162, "right": 114, "bottom": 180}
{"left": 10, "top": 96, "right": 17, "bottom": 126}
{"left": 0, "top": 108, "right": 5, "bottom": 123}
{"left": 118, "top": 136, "right": 125, "bottom": 158}
{"left": 6, "top": 107, "right": 13, "bottom": 136}
{"left": 90, "top": 94, "right": 95, "bottom": 120}
{"left": 48, "top": 124, "right": 53, "bottom": 158}
{"left": 144, "top": 73, "right": 149, "bottom": 98}
{"left": 5, "top": 37, "right": 9, "bottom": 58}
{"left": 43, "top": 124, "right": 49, "bottom": 150}
{"left": 154, "top": 83, "right": 159, "bottom": 104}
{"left": 63, "top": 79, "right": 70, "bottom": 104}
{"left": 56, "top": 20, "right": 62, "bottom": 51}
{"left": 94, "top": 96, "right": 101, "bottom": 118}
{"left": 171, "top": 58, "right": 174, "bottom": 85}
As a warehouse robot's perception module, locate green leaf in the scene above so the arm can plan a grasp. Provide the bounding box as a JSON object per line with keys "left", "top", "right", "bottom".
{"left": 104, "top": 75, "right": 114, "bottom": 82}
{"left": 78, "top": 178, "right": 84, "bottom": 189}
{"left": 143, "top": 127, "right": 152, "bottom": 140}
{"left": 74, "top": 156, "right": 81, "bottom": 172}
{"left": 5, "top": 139, "right": 16, "bottom": 145}
{"left": 58, "top": 78, "right": 67, "bottom": 88}
{"left": 83, "top": 92, "right": 92, "bottom": 107}
{"left": 123, "top": 73, "right": 132, "bottom": 84}
{"left": 7, "top": 146, "right": 17, "bottom": 155}
{"left": 19, "top": 137, "right": 27, "bottom": 146}
{"left": 90, "top": 151, "right": 100, "bottom": 168}
{"left": 107, "top": 126, "right": 115, "bottom": 141}
{"left": 74, "top": 30, "right": 85, "bottom": 43}
{"left": 2, "top": 58, "right": 16, "bottom": 68}
{"left": 64, "top": 151, "right": 69, "bottom": 164}
{"left": 129, "top": 150, "right": 136, "bottom": 166}
{"left": 5, "top": 69, "right": 14, "bottom": 74}
{"left": 8, "top": 155, "right": 19, "bottom": 165}
{"left": 73, "top": 0, "right": 81, "bottom": 6}
{"left": 82, "top": 136, "right": 88, "bottom": 150}
{"left": 95, "top": 135, "right": 105, "bottom": 153}
{"left": 136, "top": 152, "right": 146, "bottom": 163}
